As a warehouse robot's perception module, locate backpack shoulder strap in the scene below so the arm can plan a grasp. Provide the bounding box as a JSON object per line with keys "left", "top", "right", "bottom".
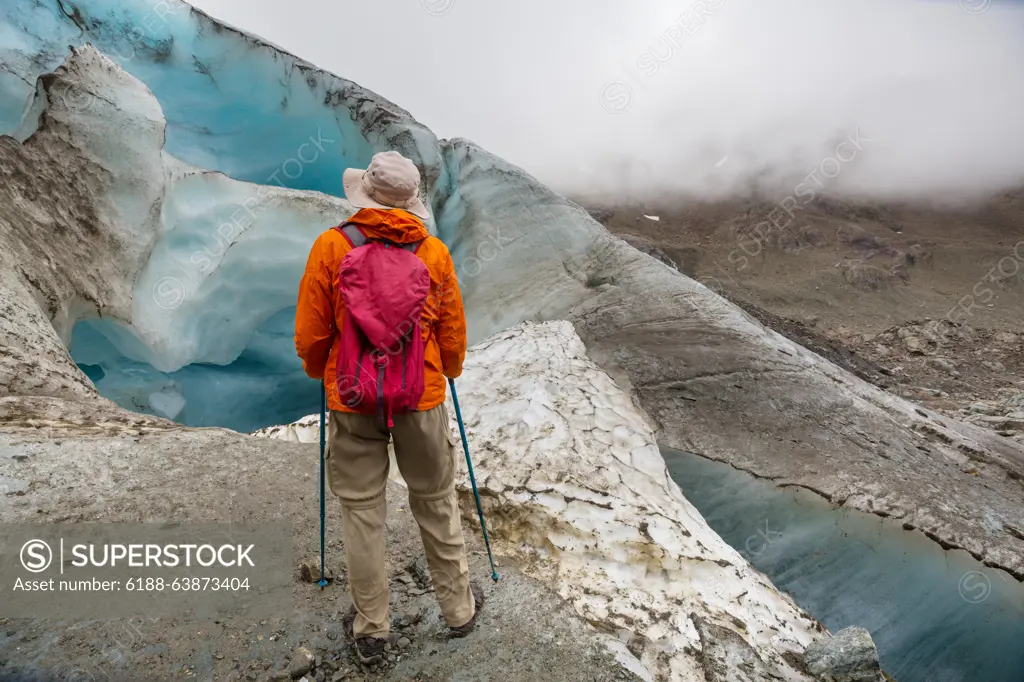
{"left": 333, "top": 223, "right": 422, "bottom": 254}
{"left": 333, "top": 223, "right": 368, "bottom": 248}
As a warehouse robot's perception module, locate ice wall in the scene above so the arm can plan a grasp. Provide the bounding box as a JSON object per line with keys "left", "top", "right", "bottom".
{"left": 0, "top": 0, "right": 440, "bottom": 196}
{"left": 1, "top": 0, "right": 447, "bottom": 428}
{"left": 0, "top": 40, "right": 362, "bottom": 427}
{"left": 73, "top": 309, "right": 319, "bottom": 431}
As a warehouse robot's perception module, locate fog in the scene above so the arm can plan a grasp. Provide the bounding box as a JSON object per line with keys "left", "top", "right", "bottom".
{"left": 189, "top": 0, "right": 1024, "bottom": 204}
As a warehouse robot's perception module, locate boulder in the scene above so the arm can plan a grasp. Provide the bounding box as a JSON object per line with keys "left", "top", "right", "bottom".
{"left": 973, "top": 415, "right": 1024, "bottom": 431}
{"left": 804, "top": 627, "right": 883, "bottom": 682}
{"left": 299, "top": 559, "right": 333, "bottom": 584}
{"left": 926, "top": 357, "right": 957, "bottom": 373}
{"left": 288, "top": 647, "right": 315, "bottom": 679}
{"left": 968, "top": 402, "right": 1004, "bottom": 416}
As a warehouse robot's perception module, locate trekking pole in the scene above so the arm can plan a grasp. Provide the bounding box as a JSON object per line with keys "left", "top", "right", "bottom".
{"left": 318, "top": 381, "right": 329, "bottom": 589}
{"left": 448, "top": 378, "right": 500, "bottom": 582}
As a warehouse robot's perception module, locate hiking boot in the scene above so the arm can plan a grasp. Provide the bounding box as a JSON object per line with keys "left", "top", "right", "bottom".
{"left": 448, "top": 581, "right": 486, "bottom": 638}
{"left": 342, "top": 606, "right": 387, "bottom": 665}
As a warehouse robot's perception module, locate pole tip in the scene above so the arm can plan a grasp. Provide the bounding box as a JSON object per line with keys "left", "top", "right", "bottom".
{"left": 491, "top": 572, "right": 500, "bottom": 582}
{"left": 318, "top": 579, "right": 329, "bottom": 589}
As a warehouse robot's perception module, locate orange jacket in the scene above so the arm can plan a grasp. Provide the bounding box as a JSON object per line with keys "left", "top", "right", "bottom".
{"left": 295, "top": 208, "right": 467, "bottom": 413}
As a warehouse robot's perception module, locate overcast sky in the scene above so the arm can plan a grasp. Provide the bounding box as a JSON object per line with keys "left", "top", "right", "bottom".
{"left": 188, "top": 0, "right": 1024, "bottom": 203}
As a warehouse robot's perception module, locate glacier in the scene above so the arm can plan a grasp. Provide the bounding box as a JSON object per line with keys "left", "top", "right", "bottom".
{"left": 0, "top": 0, "right": 433, "bottom": 195}
{"left": 1, "top": 35, "right": 360, "bottom": 430}
{"left": 1, "top": 0, "right": 438, "bottom": 430}
{"left": 1, "top": 1, "right": 1024, "bottom": 681}
{"left": 73, "top": 308, "right": 319, "bottom": 430}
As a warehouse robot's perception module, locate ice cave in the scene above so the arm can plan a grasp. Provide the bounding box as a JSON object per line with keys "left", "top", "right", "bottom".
{"left": 2, "top": 1, "right": 1023, "bottom": 681}
{"left": 2, "top": 0, "right": 435, "bottom": 432}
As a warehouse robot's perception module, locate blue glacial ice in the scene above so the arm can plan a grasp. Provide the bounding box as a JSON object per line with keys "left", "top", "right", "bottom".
{"left": 71, "top": 307, "right": 319, "bottom": 432}
{"left": 0, "top": 0, "right": 445, "bottom": 431}
{"left": 0, "top": 0, "right": 433, "bottom": 194}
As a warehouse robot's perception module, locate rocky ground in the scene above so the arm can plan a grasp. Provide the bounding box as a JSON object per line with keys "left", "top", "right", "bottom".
{"left": 836, "top": 321, "right": 1024, "bottom": 440}
{"left": 582, "top": 191, "right": 1024, "bottom": 447}
{"left": 712, "top": 305, "right": 1024, "bottom": 447}
{"left": 0, "top": 397, "right": 643, "bottom": 682}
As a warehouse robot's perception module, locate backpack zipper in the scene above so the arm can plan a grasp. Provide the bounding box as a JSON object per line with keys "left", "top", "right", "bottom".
{"left": 377, "top": 361, "right": 386, "bottom": 424}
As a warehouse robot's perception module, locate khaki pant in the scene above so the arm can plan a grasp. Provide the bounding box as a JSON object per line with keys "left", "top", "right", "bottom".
{"left": 327, "top": 403, "right": 474, "bottom": 638}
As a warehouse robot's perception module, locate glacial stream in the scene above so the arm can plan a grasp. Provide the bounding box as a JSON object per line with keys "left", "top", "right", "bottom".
{"left": 662, "top": 447, "right": 1024, "bottom": 682}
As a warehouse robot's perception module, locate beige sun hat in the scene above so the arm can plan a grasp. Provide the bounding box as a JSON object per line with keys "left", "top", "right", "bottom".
{"left": 342, "top": 151, "right": 430, "bottom": 220}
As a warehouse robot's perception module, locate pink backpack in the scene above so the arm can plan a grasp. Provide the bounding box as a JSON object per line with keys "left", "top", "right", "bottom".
{"left": 333, "top": 223, "right": 430, "bottom": 427}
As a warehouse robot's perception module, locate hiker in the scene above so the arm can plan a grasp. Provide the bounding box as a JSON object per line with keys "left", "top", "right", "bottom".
{"left": 294, "top": 150, "right": 483, "bottom": 664}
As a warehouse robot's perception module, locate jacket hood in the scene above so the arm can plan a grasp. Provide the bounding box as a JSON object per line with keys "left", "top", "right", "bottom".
{"left": 347, "top": 208, "right": 429, "bottom": 244}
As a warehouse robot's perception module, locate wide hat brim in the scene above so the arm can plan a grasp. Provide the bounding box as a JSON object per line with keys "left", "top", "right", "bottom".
{"left": 342, "top": 167, "right": 431, "bottom": 221}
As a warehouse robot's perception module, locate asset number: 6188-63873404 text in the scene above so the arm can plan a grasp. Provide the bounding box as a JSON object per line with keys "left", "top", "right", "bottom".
{"left": 125, "top": 576, "right": 250, "bottom": 591}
